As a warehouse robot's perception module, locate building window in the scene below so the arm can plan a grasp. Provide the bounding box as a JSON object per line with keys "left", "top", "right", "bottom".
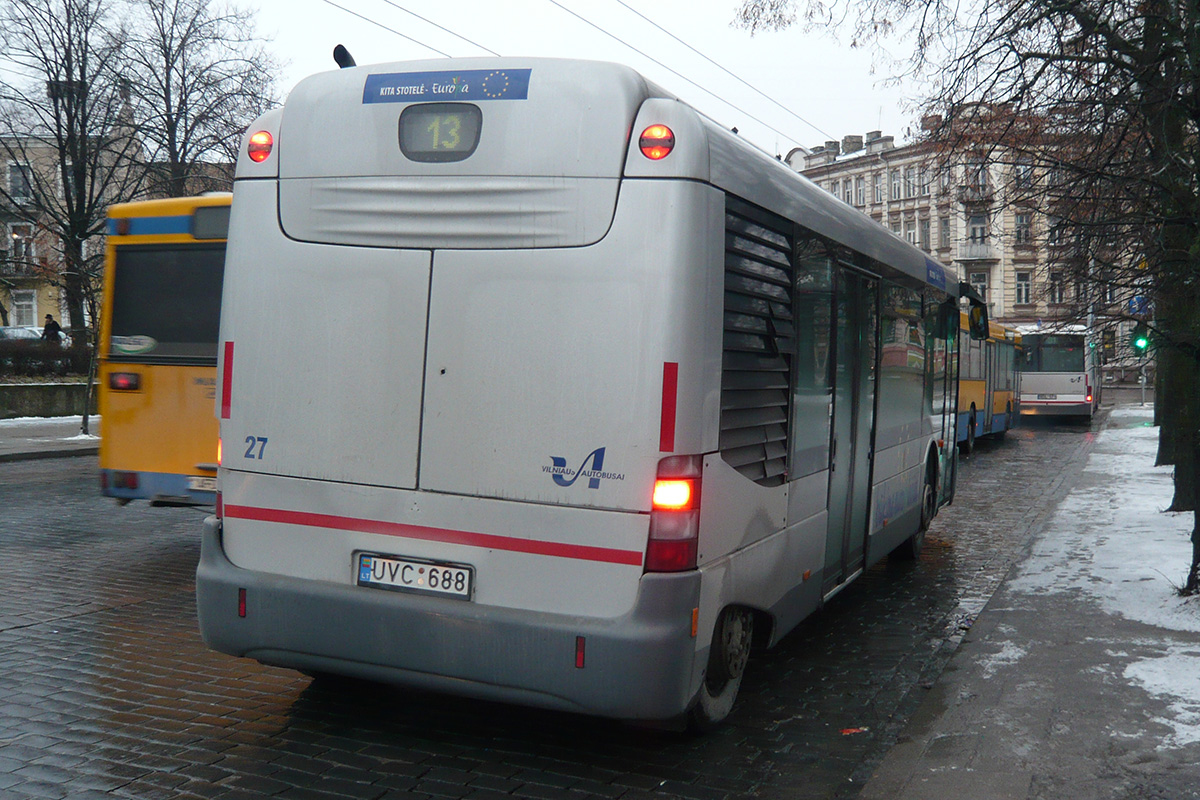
{"left": 890, "top": 218, "right": 902, "bottom": 235}
{"left": 939, "top": 216, "right": 951, "bottom": 248}
{"left": 843, "top": 179, "right": 854, "bottom": 205}
{"left": 919, "top": 218, "right": 931, "bottom": 251}
{"left": 1047, "top": 215, "right": 1063, "bottom": 245}
{"left": 10, "top": 289, "right": 35, "bottom": 326}
{"left": 904, "top": 219, "right": 917, "bottom": 245}
{"left": 940, "top": 162, "right": 953, "bottom": 190}
{"left": 967, "top": 157, "right": 988, "bottom": 190}
{"left": 919, "top": 165, "right": 930, "bottom": 196}
{"left": 8, "top": 163, "right": 32, "bottom": 202}
{"left": 873, "top": 172, "right": 883, "bottom": 204}
{"left": 9, "top": 224, "right": 34, "bottom": 262}
{"left": 1049, "top": 271, "right": 1066, "bottom": 304}
{"left": 855, "top": 176, "right": 865, "bottom": 206}
{"left": 891, "top": 169, "right": 901, "bottom": 200}
{"left": 1015, "top": 271, "right": 1032, "bottom": 305}
{"left": 1015, "top": 161, "right": 1035, "bottom": 188}
{"left": 969, "top": 271, "right": 988, "bottom": 301}
{"left": 904, "top": 166, "right": 916, "bottom": 198}
{"left": 1014, "top": 212, "right": 1032, "bottom": 244}
{"left": 1102, "top": 329, "right": 1116, "bottom": 364}
{"left": 968, "top": 213, "right": 988, "bottom": 242}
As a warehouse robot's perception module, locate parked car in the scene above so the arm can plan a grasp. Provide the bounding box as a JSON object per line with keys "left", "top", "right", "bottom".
{"left": 0, "top": 325, "right": 44, "bottom": 341}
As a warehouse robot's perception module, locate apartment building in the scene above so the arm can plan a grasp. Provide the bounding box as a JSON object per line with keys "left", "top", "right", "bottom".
{"left": 792, "top": 126, "right": 1050, "bottom": 325}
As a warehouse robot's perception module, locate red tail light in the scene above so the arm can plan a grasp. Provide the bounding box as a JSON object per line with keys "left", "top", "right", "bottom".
{"left": 109, "top": 372, "right": 141, "bottom": 391}
{"left": 646, "top": 456, "right": 701, "bottom": 572}
{"left": 247, "top": 130, "right": 273, "bottom": 162}
{"left": 653, "top": 478, "right": 695, "bottom": 511}
{"left": 639, "top": 124, "right": 675, "bottom": 160}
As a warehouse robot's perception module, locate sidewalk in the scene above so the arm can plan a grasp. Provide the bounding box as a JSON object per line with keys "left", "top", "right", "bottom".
{"left": 859, "top": 403, "right": 1200, "bottom": 800}
{"left": 0, "top": 414, "right": 100, "bottom": 461}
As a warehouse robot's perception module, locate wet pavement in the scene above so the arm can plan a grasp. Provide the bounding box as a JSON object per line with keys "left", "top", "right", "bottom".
{"left": 0, "top": 412, "right": 1101, "bottom": 800}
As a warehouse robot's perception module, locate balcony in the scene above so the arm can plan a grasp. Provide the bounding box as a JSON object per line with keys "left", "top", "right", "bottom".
{"left": 958, "top": 241, "right": 997, "bottom": 260}
{"left": 957, "top": 184, "right": 994, "bottom": 203}
{"left": 0, "top": 253, "right": 42, "bottom": 278}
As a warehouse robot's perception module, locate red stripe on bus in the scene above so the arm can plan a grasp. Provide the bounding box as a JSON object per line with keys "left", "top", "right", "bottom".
{"left": 220, "top": 341, "right": 234, "bottom": 419}
{"left": 660, "top": 361, "right": 679, "bottom": 452}
{"left": 223, "top": 504, "right": 645, "bottom": 566}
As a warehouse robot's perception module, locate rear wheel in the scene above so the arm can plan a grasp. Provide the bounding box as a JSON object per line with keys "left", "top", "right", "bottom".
{"left": 689, "top": 606, "right": 753, "bottom": 730}
{"left": 893, "top": 465, "right": 936, "bottom": 561}
{"left": 964, "top": 408, "right": 977, "bottom": 455}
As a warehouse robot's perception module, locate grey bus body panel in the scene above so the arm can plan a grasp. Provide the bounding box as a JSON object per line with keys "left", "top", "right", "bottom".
{"left": 197, "top": 517, "right": 703, "bottom": 719}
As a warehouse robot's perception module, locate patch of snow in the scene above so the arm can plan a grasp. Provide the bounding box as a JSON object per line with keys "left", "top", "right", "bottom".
{"left": 1124, "top": 648, "right": 1200, "bottom": 747}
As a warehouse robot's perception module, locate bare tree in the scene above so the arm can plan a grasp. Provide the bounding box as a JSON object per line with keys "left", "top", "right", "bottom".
{"left": 124, "top": 0, "right": 279, "bottom": 197}
{"left": 0, "top": 0, "right": 144, "bottom": 400}
{"left": 738, "top": 0, "right": 1200, "bottom": 590}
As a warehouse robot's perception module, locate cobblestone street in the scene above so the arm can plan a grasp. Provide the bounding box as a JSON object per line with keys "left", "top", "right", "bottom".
{"left": 0, "top": 413, "right": 1101, "bottom": 800}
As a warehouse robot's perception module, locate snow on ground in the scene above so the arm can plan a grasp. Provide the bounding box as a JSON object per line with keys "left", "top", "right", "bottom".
{"left": 1010, "top": 406, "right": 1198, "bottom": 629}
{"left": 1009, "top": 404, "right": 1200, "bottom": 748}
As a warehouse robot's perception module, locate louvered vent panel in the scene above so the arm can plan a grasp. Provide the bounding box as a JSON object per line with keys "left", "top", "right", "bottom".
{"left": 721, "top": 197, "right": 794, "bottom": 487}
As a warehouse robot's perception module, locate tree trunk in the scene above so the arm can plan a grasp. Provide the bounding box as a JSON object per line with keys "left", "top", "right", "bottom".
{"left": 1157, "top": 343, "right": 1181, "bottom": 466}
{"left": 1167, "top": 356, "right": 1198, "bottom": 512}
{"left": 60, "top": 237, "right": 88, "bottom": 339}
{"left": 1186, "top": 506, "right": 1200, "bottom": 596}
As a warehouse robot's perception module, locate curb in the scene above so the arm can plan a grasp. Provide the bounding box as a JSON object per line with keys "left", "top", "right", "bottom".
{"left": 0, "top": 447, "right": 99, "bottom": 463}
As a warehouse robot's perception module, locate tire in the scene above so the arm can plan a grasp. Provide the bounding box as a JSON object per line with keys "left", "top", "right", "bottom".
{"left": 965, "top": 409, "right": 977, "bottom": 455}
{"left": 689, "top": 607, "right": 753, "bottom": 730}
{"left": 995, "top": 402, "right": 1012, "bottom": 440}
{"left": 893, "top": 468, "right": 935, "bottom": 561}
{"left": 945, "top": 447, "right": 959, "bottom": 505}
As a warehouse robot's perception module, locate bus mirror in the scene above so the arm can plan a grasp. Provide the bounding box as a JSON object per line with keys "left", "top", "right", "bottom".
{"left": 967, "top": 301, "right": 989, "bottom": 341}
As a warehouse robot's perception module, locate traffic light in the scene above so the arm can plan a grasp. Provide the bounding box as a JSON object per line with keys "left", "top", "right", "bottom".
{"left": 1131, "top": 322, "right": 1150, "bottom": 356}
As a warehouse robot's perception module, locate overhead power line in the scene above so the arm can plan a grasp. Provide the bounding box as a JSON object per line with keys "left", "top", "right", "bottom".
{"left": 318, "top": 0, "right": 451, "bottom": 58}
{"left": 378, "top": 1, "right": 502, "bottom": 57}
{"left": 543, "top": 0, "right": 806, "bottom": 149}
{"left": 612, "top": 0, "right": 833, "bottom": 142}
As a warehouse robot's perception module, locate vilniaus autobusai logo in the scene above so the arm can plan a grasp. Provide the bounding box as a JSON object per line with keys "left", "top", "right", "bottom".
{"left": 545, "top": 447, "right": 625, "bottom": 489}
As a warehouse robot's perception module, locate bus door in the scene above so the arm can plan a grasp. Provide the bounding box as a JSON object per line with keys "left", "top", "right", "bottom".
{"left": 984, "top": 340, "right": 997, "bottom": 433}
{"left": 823, "top": 268, "right": 878, "bottom": 596}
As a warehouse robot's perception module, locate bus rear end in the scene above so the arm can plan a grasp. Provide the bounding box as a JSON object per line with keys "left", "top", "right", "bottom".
{"left": 1017, "top": 329, "right": 1098, "bottom": 417}
{"left": 197, "top": 59, "right": 728, "bottom": 721}
{"left": 99, "top": 196, "right": 228, "bottom": 505}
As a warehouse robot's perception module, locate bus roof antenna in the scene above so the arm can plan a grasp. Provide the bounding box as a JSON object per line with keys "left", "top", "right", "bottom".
{"left": 333, "top": 44, "right": 356, "bottom": 69}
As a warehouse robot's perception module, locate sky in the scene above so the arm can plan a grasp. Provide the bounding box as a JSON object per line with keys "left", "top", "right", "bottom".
{"left": 245, "top": 0, "right": 921, "bottom": 158}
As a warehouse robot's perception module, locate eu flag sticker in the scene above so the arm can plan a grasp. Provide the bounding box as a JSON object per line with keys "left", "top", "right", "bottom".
{"left": 363, "top": 69, "right": 531, "bottom": 104}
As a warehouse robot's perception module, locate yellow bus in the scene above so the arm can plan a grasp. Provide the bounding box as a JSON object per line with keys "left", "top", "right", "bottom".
{"left": 99, "top": 194, "right": 229, "bottom": 505}
{"left": 958, "top": 314, "right": 1021, "bottom": 453}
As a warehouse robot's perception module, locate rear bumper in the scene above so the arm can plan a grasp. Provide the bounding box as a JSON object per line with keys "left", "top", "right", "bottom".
{"left": 100, "top": 468, "right": 215, "bottom": 506}
{"left": 196, "top": 517, "right": 703, "bottom": 720}
{"left": 1019, "top": 401, "right": 1092, "bottom": 417}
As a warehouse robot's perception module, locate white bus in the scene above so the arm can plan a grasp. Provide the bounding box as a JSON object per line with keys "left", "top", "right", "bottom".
{"left": 1016, "top": 323, "right": 1100, "bottom": 418}
{"left": 197, "top": 57, "right": 987, "bottom": 727}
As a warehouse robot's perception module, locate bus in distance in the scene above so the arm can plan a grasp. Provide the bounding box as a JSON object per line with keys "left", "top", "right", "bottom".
{"left": 958, "top": 315, "right": 1021, "bottom": 452}
{"left": 196, "top": 57, "right": 988, "bottom": 727}
{"left": 99, "top": 194, "right": 229, "bottom": 505}
{"left": 1016, "top": 323, "right": 1100, "bottom": 418}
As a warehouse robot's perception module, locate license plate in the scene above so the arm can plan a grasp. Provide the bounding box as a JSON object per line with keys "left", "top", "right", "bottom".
{"left": 1037, "top": 393, "right": 1058, "bottom": 400}
{"left": 356, "top": 553, "right": 473, "bottom": 600}
{"left": 187, "top": 476, "right": 217, "bottom": 492}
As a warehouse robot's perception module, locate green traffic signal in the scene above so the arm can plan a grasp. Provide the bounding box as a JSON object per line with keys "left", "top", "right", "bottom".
{"left": 1131, "top": 322, "right": 1150, "bottom": 355}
